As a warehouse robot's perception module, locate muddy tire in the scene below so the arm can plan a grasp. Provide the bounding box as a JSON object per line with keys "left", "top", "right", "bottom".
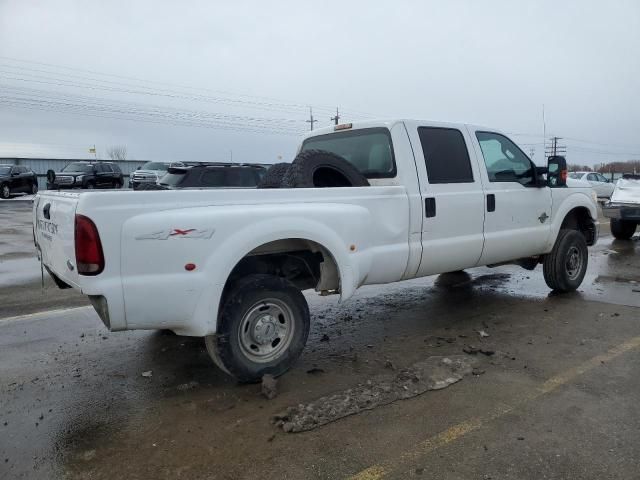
{"left": 257, "top": 163, "right": 291, "bottom": 188}
{"left": 610, "top": 218, "right": 636, "bottom": 240}
{"left": 282, "top": 149, "right": 369, "bottom": 188}
{"left": 1, "top": 183, "right": 10, "bottom": 199}
{"left": 205, "top": 274, "right": 310, "bottom": 383}
{"left": 543, "top": 229, "right": 588, "bottom": 292}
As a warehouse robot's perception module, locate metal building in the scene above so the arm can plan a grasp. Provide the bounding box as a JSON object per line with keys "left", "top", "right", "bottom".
{"left": 0, "top": 157, "right": 147, "bottom": 190}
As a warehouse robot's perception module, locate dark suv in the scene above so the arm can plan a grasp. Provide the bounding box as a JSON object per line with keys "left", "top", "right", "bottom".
{"left": 48, "top": 162, "right": 124, "bottom": 190}
{"left": 140, "top": 163, "right": 267, "bottom": 190}
{"left": 0, "top": 165, "right": 39, "bottom": 199}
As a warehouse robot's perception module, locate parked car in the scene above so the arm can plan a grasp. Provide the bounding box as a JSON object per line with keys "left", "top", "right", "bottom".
{"left": 603, "top": 174, "right": 640, "bottom": 239}
{"left": 34, "top": 119, "right": 598, "bottom": 382}
{"left": 140, "top": 163, "right": 267, "bottom": 190}
{"left": 0, "top": 164, "right": 38, "bottom": 199}
{"left": 129, "top": 161, "right": 184, "bottom": 190}
{"left": 569, "top": 171, "right": 615, "bottom": 199}
{"left": 47, "top": 161, "right": 124, "bottom": 190}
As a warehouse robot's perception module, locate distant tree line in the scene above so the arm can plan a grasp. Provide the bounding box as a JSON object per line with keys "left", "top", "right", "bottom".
{"left": 568, "top": 159, "right": 639, "bottom": 174}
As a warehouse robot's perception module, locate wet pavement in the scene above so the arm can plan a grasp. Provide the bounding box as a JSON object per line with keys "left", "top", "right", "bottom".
{"left": 1, "top": 202, "right": 640, "bottom": 479}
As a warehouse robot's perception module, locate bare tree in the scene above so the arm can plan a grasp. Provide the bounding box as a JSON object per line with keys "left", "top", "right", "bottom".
{"left": 106, "top": 145, "right": 127, "bottom": 161}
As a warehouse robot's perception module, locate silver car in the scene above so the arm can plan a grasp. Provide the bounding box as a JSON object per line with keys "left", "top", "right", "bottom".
{"left": 129, "top": 162, "right": 184, "bottom": 190}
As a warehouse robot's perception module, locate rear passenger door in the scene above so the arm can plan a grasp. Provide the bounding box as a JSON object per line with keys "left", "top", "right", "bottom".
{"left": 405, "top": 123, "right": 486, "bottom": 276}
{"left": 470, "top": 130, "right": 552, "bottom": 264}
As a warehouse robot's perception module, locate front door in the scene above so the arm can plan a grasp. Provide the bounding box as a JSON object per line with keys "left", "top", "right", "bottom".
{"left": 404, "top": 123, "right": 486, "bottom": 276}
{"left": 469, "top": 130, "right": 552, "bottom": 265}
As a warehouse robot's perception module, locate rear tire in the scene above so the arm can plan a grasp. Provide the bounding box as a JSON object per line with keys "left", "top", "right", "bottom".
{"left": 205, "top": 274, "right": 310, "bottom": 383}
{"left": 610, "top": 218, "right": 636, "bottom": 240}
{"left": 543, "top": 229, "right": 588, "bottom": 292}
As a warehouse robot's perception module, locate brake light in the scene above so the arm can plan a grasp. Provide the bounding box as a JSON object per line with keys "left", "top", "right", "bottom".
{"left": 75, "top": 214, "right": 104, "bottom": 275}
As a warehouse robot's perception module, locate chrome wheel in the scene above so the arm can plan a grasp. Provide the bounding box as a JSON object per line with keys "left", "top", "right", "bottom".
{"left": 1, "top": 184, "right": 9, "bottom": 199}
{"left": 565, "top": 245, "right": 583, "bottom": 280}
{"left": 238, "top": 299, "right": 295, "bottom": 363}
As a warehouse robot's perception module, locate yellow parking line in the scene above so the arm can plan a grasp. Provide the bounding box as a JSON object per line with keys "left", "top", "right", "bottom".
{"left": 349, "top": 335, "right": 640, "bottom": 480}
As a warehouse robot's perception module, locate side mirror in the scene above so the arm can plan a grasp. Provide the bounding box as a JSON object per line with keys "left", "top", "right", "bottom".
{"left": 137, "top": 166, "right": 142, "bottom": 170}
{"left": 547, "top": 155, "right": 567, "bottom": 187}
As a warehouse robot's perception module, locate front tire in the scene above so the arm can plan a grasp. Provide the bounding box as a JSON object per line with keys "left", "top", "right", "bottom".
{"left": 0, "top": 183, "right": 10, "bottom": 199}
{"left": 610, "top": 218, "right": 636, "bottom": 240}
{"left": 543, "top": 229, "right": 588, "bottom": 292}
{"left": 205, "top": 274, "right": 310, "bottom": 383}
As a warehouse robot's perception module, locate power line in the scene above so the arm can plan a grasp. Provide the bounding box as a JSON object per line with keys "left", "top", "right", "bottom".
{"left": 0, "top": 56, "right": 376, "bottom": 118}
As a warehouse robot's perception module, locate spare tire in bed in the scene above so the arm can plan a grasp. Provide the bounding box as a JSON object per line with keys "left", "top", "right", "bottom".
{"left": 257, "top": 162, "right": 291, "bottom": 188}
{"left": 282, "top": 149, "right": 369, "bottom": 188}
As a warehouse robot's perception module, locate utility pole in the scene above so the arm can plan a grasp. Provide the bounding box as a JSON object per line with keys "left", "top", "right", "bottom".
{"left": 306, "top": 107, "right": 317, "bottom": 131}
{"left": 331, "top": 107, "right": 341, "bottom": 125}
{"left": 546, "top": 136, "right": 566, "bottom": 157}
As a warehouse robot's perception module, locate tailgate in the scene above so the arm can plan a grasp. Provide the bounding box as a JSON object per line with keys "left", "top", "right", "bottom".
{"left": 34, "top": 192, "right": 81, "bottom": 288}
{"left": 611, "top": 178, "right": 640, "bottom": 204}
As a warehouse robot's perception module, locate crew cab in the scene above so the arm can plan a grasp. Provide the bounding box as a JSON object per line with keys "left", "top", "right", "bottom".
{"left": 33, "top": 120, "right": 599, "bottom": 382}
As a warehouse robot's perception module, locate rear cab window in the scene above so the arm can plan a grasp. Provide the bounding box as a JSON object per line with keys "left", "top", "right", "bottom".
{"left": 301, "top": 127, "right": 396, "bottom": 178}
{"left": 418, "top": 127, "right": 474, "bottom": 184}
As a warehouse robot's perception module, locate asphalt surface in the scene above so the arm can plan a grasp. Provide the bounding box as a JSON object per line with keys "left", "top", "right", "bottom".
{"left": 1, "top": 200, "right": 640, "bottom": 479}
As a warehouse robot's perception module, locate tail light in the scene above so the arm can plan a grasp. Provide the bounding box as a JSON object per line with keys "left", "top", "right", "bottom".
{"left": 75, "top": 214, "right": 104, "bottom": 275}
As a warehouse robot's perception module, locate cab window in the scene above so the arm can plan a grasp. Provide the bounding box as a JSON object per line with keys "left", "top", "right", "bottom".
{"left": 476, "top": 132, "right": 536, "bottom": 186}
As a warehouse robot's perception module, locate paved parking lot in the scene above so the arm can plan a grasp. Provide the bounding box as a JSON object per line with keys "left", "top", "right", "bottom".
{"left": 1, "top": 200, "right": 639, "bottom": 479}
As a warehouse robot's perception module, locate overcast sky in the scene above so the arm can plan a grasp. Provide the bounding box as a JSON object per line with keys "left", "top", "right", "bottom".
{"left": 0, "top": 0, "right": 639, "bottom": 166}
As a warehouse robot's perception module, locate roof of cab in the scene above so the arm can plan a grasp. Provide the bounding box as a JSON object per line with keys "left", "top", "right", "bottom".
{"left": 302, "top": 119, "right": 500, "bottom": 140}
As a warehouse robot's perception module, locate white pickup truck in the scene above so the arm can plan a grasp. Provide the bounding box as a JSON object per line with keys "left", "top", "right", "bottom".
{"left": 34, "top": 120, "right": 599, "bottom": 381}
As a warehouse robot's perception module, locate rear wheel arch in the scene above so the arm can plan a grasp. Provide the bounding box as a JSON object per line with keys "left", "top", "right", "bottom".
{"left": 220, "top": 238, "right": 342, "bottom": 307}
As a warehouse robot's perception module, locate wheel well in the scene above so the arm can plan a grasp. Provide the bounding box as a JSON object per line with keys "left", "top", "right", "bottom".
{"left": 560, "top": 207, "right": 596, "bottom": 245}
{"left": 222, "top": 239, "right": 340, "bottom": 304}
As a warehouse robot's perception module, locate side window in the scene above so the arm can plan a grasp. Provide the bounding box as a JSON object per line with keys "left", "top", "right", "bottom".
{"left": 418, "top": 127, "right": 474, "bottom": 184}
{"left": 596, "top": 173, "right": 607, "bottom": 182}
{"left": 587, "top": 173, "right": 598, "bottom": 181}
{"left": 102, "top": 164, "right": 113, "bottom": 173}
{"left": 475, "top": 132, "right": 536, "bottom": 186}
{"left": 94, "top": 164, "right": 103, "bottom": 173}
{"left": 199, "top": 169, "right": 225, "bottom": 187}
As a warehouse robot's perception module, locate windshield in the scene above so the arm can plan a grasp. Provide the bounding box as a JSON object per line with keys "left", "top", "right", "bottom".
{"left": 141, "top": 162, "right": 169, "bottom": 171}
{"left": 301, "top": 128, "right": 396, "bottom": 178}
{"left": 62, "top": 163, "right": 94, "bottom": 173}
{"left": 0, "top": 166, "right": 10, "bottom": 175}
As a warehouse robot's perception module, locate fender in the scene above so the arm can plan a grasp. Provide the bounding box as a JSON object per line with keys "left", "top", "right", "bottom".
{"left": 545, "top": 190, "right": 598, "bottom": 252}
{"left": 190, "top": 205, "right": 371, "bottom": 335}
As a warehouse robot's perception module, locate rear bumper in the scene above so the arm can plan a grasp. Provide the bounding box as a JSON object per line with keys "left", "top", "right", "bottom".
{"left": 602, "top": 203, "right": 640, "bottom": 221}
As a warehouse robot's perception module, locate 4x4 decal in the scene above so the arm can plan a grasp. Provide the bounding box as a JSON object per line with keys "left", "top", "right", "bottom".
{"left": 135, "top": 228, "right": 214, "bottom": 240}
